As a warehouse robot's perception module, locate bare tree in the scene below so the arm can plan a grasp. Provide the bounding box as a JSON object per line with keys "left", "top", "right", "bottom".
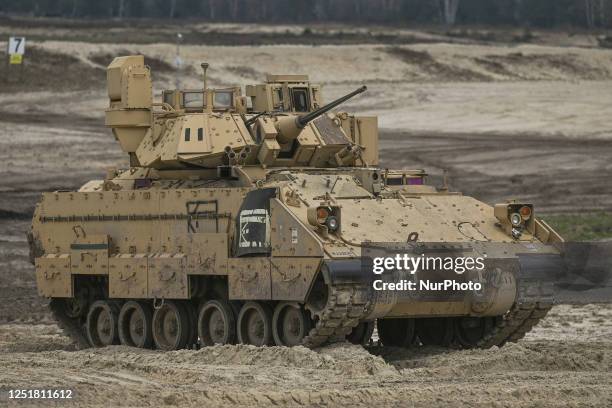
{"left": 354, "top": 0, "right": 363, "bottom": 19}
{"left": 440, "top": 0, "right": 460, "bottom": 25}
{"left": 313, "top": 0, "right": 328, "bottom": 21}
{"left": 599, "top": 0, "right": 606, "bottom": 26}
{"left": 3, "top": 0, "right": 611, "bottom": 27}
{"left": 207, "top": 0, "right": 216, "bottom": 20}
{"left": 585, "top": 0, "right": 595, "bottom": 28}
{"left": 71, "top": 0, "right": 78, "bottom": 17}
{"left": 513, "top": 0, "right": 522, "bottom": 23}
{"left": 169, "top": 0, "right": 177, "bottom": 18}
{"left": 118, "top": 0, "right": 126, "bottom": 19}
{"left": 382, "top": 0, "right": 401, "bottom": 14}
{"left": 261, "top": 0, "right": 268, "bottom": 21}
{"left": 229, "top": 0, "right": 239, "bottom": 20}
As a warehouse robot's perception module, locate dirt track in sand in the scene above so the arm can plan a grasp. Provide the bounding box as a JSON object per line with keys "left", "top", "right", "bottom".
{"left": 0, "top": 304, "right": 611, "bottom": 408}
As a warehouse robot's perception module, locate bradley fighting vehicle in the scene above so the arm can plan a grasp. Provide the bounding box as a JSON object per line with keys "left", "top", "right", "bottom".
{"left": 29, "top": 56, "right": 564, "bottom": 350}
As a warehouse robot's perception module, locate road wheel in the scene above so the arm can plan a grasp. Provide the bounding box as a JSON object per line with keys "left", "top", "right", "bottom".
{"left": 454, "top": 317, "right": 494, "bottom": 348}
{"left": 377, "top": 318, "right": 417, "bottom": 347}
{"left": 152, "top": 301, "right": 189, "bottom": 350}
{"left": 237, "top": 302, "right": 273, "bottom": 346}
{"left": 198, "top": 299, "right": 236, "bottom": 346}
{"left": 86, "top": 300, "right": 120, "bottom": 347}
{"left": 416, "top": 317, "right": 454, "bottom": 346}
{"left": 118, "top": 301, "right": 153, "bottom": 348}
{"left": 272, "top": 302, "right": 312, "bottom": 347}
{"left": 346, "top": 321, "right": 375, "bottom": 345}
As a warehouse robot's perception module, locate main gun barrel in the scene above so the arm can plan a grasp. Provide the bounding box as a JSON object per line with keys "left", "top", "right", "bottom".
{"left": 275, "top": 85, "right": 367, "bottom": 144}
{"left": 297, "top": 85, "right": 367, "bottom": 128}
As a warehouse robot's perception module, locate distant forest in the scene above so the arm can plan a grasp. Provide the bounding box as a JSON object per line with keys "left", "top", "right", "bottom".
{"left": 2, "top": 0, "right": 612, "bottom": 28}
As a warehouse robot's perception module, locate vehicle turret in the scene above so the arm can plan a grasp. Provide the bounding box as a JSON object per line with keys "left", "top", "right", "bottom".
{"left": 105, "top": 56, "right": 379, "bottom": 172}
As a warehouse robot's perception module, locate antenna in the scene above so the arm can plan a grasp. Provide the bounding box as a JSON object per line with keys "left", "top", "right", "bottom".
{"left": 201, "top": 62, "right": 209, "bottom": 91}
{"left": 441, "top": 169, "right": 449, "bottom": 192}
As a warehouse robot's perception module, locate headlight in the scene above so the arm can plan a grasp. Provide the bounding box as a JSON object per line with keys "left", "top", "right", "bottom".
{"left": 307, "top": 205, "right": 341, "bottom": 233}
{"left": 519, "top": 205, "right": 532, "bottom": 220}
{"left": 326, "top": 216, "right": 339, "bottom": 232}
{"left": 316, "top": 207, "right": 330, "bottom": 224}
{"left": 494, "top": 202, "right": 534, "bottom": 239}
{"left": 510, "top": 212, "right": 522, "bottom": 227}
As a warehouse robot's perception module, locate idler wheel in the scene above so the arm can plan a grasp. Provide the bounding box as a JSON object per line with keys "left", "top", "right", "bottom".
{"left": 86, "top": 300, "right": 120, "bottom": 347}
{"left": 198, "top": 299, "right": 236, "bottom": 346}
{"left": 237, "top": 302, "right": 273, "bottom": 346}
{"left": 118, "top": 301, "right": 153, "bottom": 348}
{"left": 304, "top": 277, "right": 329, "bottom": 318}
{"left": 454, "top": 317, "right": 494, "bottom": 347}
{"left": 272, "top": 302, "right": 312, "bottom": 347}
{"left": 377, "top": 318, "right": 417, "bottom": 347}
{"left": 152, "top": 301, "right": 190, "bottom": 350}
{"left": 63, "top": 286, "right": 90, "bottom": 319}
{"left": 416, "top": 317, "right": 455, "bottom": 346}
{"left": 346, "top": 321, "right": 375, "bottom": 345}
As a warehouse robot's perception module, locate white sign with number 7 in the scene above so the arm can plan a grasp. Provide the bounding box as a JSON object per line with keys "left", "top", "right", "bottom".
{"left": 8, "top": 37, "right": 26, "bottom": 55}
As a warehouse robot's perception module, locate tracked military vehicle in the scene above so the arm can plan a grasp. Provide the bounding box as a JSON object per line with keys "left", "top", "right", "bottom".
{"left": 29, "top": 56, "right": 564, "bottom": 350}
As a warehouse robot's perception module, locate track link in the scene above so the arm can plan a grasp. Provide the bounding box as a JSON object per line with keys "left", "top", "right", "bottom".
{"left": 49, "top": 299, "right": 90, "bottom": 349}
{"left": 302, "top": 283, "right": 372, "bottom": 348}
{"left": 49, "top": 273, "right": 553, "bottom": 350}
{"left": 477, "top": 277, "right": 554, "bottom": 348}
{"left": 302, "top": 272, "right": 554, "bottom": 349}
{"left": 476, "top": 302, "right": 552, "bottom": 348}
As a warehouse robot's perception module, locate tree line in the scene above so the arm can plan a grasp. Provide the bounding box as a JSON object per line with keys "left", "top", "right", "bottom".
{"left": 2, "top": 0, "right": 611, "bottom": 28}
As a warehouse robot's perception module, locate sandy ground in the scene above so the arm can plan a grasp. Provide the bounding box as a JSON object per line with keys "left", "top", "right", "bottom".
{"left": 0, "top": 304, "right": 610, "bottom": 407}
{"left": 0, "top": 21, "right": 611, "bottom": 407}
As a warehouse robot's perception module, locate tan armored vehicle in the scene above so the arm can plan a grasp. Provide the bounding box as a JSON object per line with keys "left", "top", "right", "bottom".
{"left": 29, "top": 56, "right": 564, "bottom": 350}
